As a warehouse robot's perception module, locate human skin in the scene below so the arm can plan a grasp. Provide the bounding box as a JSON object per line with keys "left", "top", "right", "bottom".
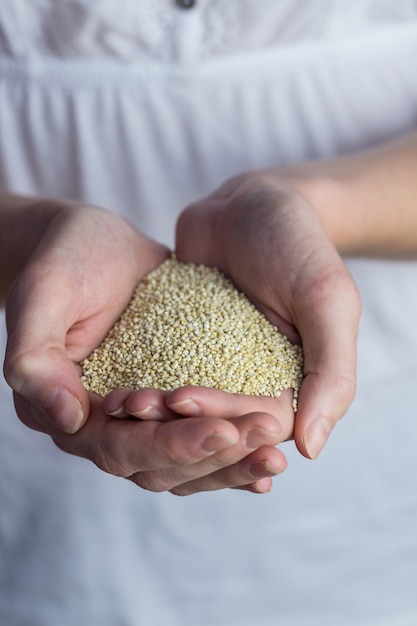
{"left": 3, "top": 132, "right": 417, "bottom": 495}
{"left": 1, "top": 196, "right": 290, "bottom": 494}
{"left": 104, "top": 176, "right": 360, "bottom": 494}
{"left": 103, "top": 131, "right": 417, "bottom": 494}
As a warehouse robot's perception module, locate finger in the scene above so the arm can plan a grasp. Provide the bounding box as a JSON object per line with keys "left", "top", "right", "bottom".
{"left": 4, "top": 266, "right": 91, "bottom": 433}
{"left": 175, "top": 201, "right": 217, "bottom": 266}
{"left": 104, "top": 388, "right": 177, "bottom": 421}
{"left": 294, "top": 268, "right": 361, "bottom": 459}
{"left": 165, "top": 386, "right": 295, "bottom": 439}
{"left": 5, "top": 347, "right": 89, "bottom": 434}
{"left": 129, "top": 411, "right": 285, "bottom": 493}
{"left": 48, "top": 395, "right": 243, "bottom": 478}
{"left": 104, "top": 387, "right": 296, "bottom": 441}
{"left": 169, "top": 445, "right": 287, "bottom": 496}
{"left": 295, "top": 370, "right": 356, "bottom": 459}
{"left": 4, "top": 209, "right": 169, "bottom": 436}
{"left": 233, "top": 477, "right": 274, "bottom": 494}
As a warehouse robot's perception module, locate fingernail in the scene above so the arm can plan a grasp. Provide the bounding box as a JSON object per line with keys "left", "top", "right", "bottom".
{"left": 303, "top": 417, "right": 333, "bottom": 459}
{"left": 130, "top": 405, "right": 164, "bottom": 420}
{"left": 252, "top": 478, "right": 273, "bottom": 494}
{"left": 105, "top": 406, "right": 125, "bottom": 417}
{"left": 201, "top": 433, "right": 237, "bottom": 452}
{"left": 168, "top": 398, "right": 201, "bottom": 416}
{"left": 245, "top": 427, "right": 281, "bottom": 449}
{"left": 249, "top": 460, "right": 280, "bottom": 479}
{"left": 45, "top": 388, "right": 84, "bottom": 434}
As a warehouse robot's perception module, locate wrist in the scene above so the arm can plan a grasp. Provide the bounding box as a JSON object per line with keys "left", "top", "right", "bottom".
{"left": 0, "top": 193, "right": 71, "bottom": 302}
{"left": 276, "top": 132, "right": 417, "bottom": 259}
{"left": 287, "top": 172, "right": 367, "bottom": 256}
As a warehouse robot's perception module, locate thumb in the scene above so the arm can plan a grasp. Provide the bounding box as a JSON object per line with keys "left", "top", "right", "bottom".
{"left": 294, "top": 370, "right": 356, "bottom": 459}
{"left": 4, "top": 275, "right": 89, "bottom": 435}
{"left": 175, "top": 201, "right": 220, "bottom": 266}
{"left": 293, "top": 274, "right": 361, "bottom": 459}
{"left": 4, "top": 345, "right": 89, "bottom": 435}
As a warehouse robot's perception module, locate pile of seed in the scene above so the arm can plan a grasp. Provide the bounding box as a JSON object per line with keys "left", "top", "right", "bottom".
{"left": 80, "top": 256, "right": 304, "bottom": 409}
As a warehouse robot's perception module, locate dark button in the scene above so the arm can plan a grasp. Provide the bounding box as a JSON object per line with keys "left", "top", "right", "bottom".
{"left": 175, "top": 0, "right": 196, "bottom": 8}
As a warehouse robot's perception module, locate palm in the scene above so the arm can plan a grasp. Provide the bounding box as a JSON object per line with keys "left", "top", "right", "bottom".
{"left": 175, "top": 173, "right": 360, "bottom": 459}
{"left": 5, "top": 205, "right": 169, "bottom": 430}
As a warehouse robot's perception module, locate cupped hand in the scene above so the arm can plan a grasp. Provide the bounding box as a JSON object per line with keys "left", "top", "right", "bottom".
{"left": 14, "top": 389, "right": 290, "bottom": 495}
{"left": 4, "top": 202, "right": 170, "bottom": 435}
{"left": 3, "top": 201, "right": 289, "bottom": 495}
{"left": 174, "top": 171, "right": 361, "bottom": 459}
{"left": 103, "top": 385, "right": 295, "bottom": 495}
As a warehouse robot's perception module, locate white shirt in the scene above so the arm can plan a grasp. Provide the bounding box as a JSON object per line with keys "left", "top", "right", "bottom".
{"left": 1, "top": 2, "right": 417, "bottom": 625}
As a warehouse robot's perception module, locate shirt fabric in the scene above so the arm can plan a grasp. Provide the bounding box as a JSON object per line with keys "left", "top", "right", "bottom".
{"left": 1, "top": 2, "right": 417, "bottom": 625}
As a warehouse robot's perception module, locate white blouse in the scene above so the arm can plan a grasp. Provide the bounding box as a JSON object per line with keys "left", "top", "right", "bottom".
{"left": 1, "top": 0, "right": 417, "bottom": 62}
{"left": 1, "top": 3, "right": 417, "bottom": 626}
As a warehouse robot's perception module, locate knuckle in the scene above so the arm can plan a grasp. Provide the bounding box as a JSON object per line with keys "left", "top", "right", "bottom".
{"left": 235, "top": 175, "right": 276, "bottom": 207}
{"left": 336, "top": 373, "right": 357, "bottom": 407}
{"left": 3, "top": 351, "right": 36, "bottom": 392}
{"left": 164, "top": 447, "right": 193, "bottom": 467}
{"left": 161, "top": 435, "right": 197, "bottom": 467}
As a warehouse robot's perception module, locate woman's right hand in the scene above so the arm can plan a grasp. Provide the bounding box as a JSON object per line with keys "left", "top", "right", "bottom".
{"left": 172, "top": 170, "right": 362, "bottom": 461}
{"left": 101, "top": 167, "right": 362, "bottom": 494}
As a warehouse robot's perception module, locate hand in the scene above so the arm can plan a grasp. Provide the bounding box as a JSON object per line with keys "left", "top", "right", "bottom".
{"left": 174, "top": 171, "right": 361, "bottom": 459}
{"left": 4, "top": 202, "right": 169, "bottom": 434}
{"left": 3, "top": 201, "right": 288, "bottom": 495}
{"left": 103, "top": 386, "right": 295, "bottom": 495}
